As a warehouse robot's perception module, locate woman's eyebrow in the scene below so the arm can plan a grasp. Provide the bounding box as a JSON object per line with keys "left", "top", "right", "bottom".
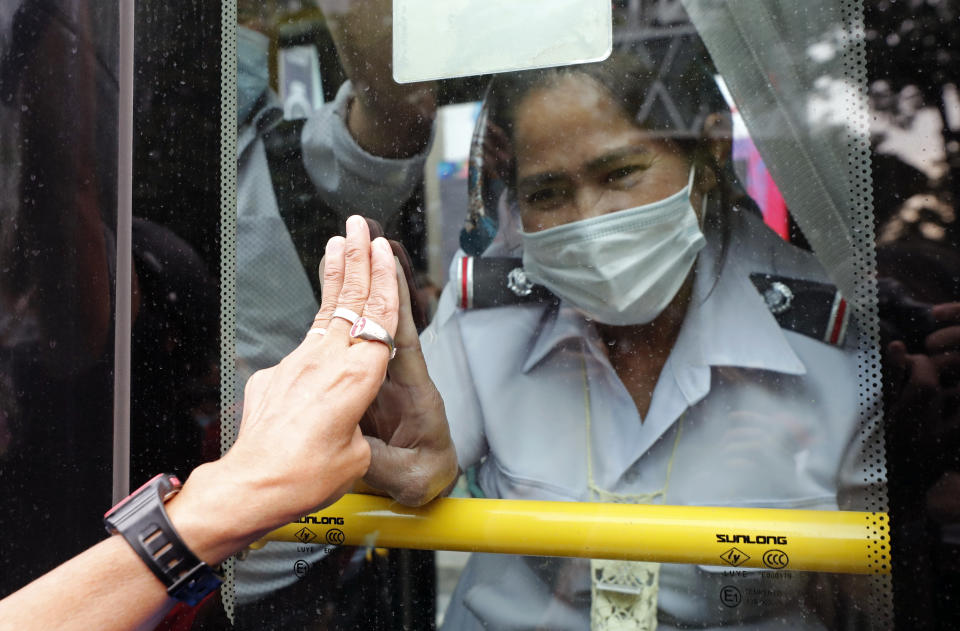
{"left": 516, "top": 172, "right": 569, "bottom": 191}
{"left": 584, "top": 145, "right": 651, "bottom": 171}
{"left": 516, "top": 146, "right": 651, "bottom": 189}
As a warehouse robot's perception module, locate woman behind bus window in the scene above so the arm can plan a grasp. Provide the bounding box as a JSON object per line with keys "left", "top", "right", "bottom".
{"left": 362, "top": 41, "right": 877, "bottom": 630}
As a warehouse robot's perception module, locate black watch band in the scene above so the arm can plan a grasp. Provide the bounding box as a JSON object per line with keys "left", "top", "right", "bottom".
{"left": 104, "top": 473, "right": 222, "bottom": 606}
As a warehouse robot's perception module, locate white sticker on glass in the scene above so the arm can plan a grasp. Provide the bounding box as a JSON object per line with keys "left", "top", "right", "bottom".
{"left": 393, "top": 0, "right": 612, "bottom": 83}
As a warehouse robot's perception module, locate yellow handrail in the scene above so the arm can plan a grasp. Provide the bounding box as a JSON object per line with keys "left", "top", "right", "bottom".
{"left": 256, "top": 494, "right": 890, "bottom": 575}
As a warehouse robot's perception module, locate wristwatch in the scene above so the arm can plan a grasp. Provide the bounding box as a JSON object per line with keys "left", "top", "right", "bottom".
{"left": 104, "top": 473, "right": 222, "bottom": 606}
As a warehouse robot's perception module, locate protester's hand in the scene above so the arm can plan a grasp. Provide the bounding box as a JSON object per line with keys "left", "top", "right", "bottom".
{"left": 166, "top": 216, "right": 398, "bottom": 564}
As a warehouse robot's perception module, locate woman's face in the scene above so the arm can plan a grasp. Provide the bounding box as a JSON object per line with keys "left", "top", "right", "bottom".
{"left": 513, "top": 74, "right": 701, "bottom": 233}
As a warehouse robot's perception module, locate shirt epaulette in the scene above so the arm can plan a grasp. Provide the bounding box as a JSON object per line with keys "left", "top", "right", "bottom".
{"left": 454, "top": 256, "right": 557, "bottom": 310}
{"left": 749, "top": 273, "right": 849, "bottom": 347}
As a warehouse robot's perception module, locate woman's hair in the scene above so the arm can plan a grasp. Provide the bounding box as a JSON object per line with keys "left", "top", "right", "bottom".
{"left": 484, "top": 49, "right": 732, "bottom": 191}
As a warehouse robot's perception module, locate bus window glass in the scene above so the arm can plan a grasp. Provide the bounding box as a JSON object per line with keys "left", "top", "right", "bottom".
{"left": 4, "top": 0, "right": 960, "bottom": 628}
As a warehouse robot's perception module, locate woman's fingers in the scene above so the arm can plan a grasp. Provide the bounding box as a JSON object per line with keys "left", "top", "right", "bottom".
{"left": 389, "top": 239, "right": 427, "bottom": 331}
{"left": 395, "top": 258, "right": 419, "bottom": 345}
{"left": 388, "top": 263, "right": 432, "bottom": 386}
{"left": 362, "top": 437, "right": 418, "bottom": 504}
{"left": 363, "top": 436, "right": 456, "bottom": 507}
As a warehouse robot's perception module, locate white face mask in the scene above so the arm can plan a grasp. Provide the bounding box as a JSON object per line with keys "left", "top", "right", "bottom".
{"left": 520, "top": 167, "right": 706, "bottom": 326}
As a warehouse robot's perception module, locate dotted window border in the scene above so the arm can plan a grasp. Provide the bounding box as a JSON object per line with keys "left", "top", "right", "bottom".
{"left": 218, "top": 0, "right": 239, "bottom": 621}
{"left": 840, "top": 0, "right": 892, "bottom": 625}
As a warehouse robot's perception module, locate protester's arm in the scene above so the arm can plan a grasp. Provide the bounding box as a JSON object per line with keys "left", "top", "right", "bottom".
{"left": 0, "top": 536, "right": 176, "bottom": 631}
{"left": 318, "top": 0, "right": 436, "bottom": 158}
{"left": 0, "top": 217, "right": 398, "bottom": 631}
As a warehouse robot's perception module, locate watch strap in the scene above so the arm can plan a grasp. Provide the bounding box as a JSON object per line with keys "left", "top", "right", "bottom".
{"left": 104, "top": 474, "right": 222, "bottom": 606}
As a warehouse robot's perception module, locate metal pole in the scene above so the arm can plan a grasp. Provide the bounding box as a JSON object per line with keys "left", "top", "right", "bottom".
{"left": 112, "top": 0, "right": 135, "bottom": 505}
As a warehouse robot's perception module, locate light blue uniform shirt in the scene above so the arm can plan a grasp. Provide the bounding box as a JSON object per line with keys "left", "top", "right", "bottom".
{"left": 423, "top": 207, "right": 879, "bottom": 629}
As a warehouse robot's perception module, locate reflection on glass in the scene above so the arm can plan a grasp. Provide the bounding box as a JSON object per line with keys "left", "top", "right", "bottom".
{"left": 11, "top": 0, "right": 960, "bottom": 628}
{"left": 0, "top": 0, "right": 118, "bottom": 598}
{"left": 867, "top": 2, "right": 960, "bottom": 627}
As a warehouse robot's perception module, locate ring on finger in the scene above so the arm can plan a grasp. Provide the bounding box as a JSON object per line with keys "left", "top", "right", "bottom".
{"left": 332, "top": 307, "right": 361, "bottom": 325}
{"left": 306, "top": 327, "right": 327, "bottom": 336}
{"left": 349, "top": 316, "right": 396, "bottom": 359}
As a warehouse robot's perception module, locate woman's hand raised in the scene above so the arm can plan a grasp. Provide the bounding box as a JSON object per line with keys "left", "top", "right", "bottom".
{"left": 357, "top": 253, "right": 459, "bottom": 507}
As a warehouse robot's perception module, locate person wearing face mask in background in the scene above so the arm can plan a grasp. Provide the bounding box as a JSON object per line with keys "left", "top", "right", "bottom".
{"left": 356, "top": 37, "right": 881, "bottom": 629}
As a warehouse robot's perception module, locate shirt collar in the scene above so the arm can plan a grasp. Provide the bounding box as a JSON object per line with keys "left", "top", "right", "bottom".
{"left": 520, "top": 209, "right": 807, "bottom": 380}
{"left": 521, "top": 303, "right": 590, "bottom": 374}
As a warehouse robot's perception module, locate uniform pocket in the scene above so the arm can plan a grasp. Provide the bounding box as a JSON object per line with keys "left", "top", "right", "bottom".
{"left": 479, "top": 457, "right": 583, "bottom": 501}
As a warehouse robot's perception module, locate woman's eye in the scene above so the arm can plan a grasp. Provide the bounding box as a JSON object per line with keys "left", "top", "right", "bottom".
{"left": 605, "top": 165, "right": 642, "bottom": 183}
{"left": 525, "top": 188, "right": 563, "bottom": 207}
